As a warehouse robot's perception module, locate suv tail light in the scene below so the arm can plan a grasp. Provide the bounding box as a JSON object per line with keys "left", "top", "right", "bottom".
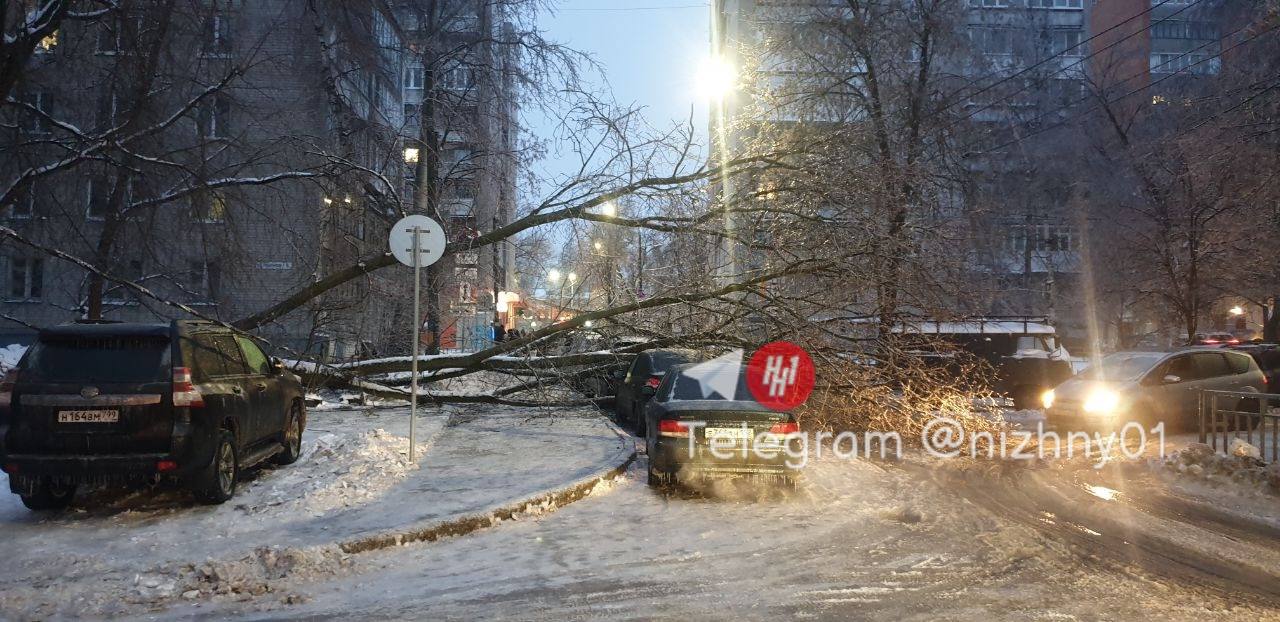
{"left": 0, "top": 369, "right": 17, "bottom": 408}
{"left": 769, "top": 421, "right": 800, "bottom": 435}
{"left": 172, "top": 367, "right": 204, "bottom": 408}
{"left": 645, "top": 375, "right": 663, "bottom": 389}
{"left": 658, "top": 419, "right": 691, "bottom": 438}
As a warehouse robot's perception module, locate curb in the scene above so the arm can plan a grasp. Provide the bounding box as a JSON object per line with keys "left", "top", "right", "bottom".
{"left": 338, "top": 439, "right": 638, "bottom": 555}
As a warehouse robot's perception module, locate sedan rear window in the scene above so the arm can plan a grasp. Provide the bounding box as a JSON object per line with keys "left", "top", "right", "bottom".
{"left": 21, "top": 337, "right": 170, "bottom": 383}
{"left": 668, "top": 372, "right": 753, "bottom": 401}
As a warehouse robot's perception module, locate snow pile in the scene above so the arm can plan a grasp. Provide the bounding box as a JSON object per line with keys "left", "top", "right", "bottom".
{"left": 1160, "top": 441, "right": 1279, "bottom": 491}
{"left": 246, "top": 429, "right": 421, "bottom": 516}
{"left": 179, "top": 544, "right": 351, "bottom": 601}
{"left": 0, "top": 344, "right": 26, "bottom": 373}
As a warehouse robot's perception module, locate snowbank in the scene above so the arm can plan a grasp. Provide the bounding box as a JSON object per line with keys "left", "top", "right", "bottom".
{"left": 245, "top": 429, "right": 422, "bottom": 517}
{"left": 0, "top": 344, "right": 26, "bottom": 373}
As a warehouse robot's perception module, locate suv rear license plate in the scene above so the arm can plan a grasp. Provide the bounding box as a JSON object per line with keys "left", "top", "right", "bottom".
{"left": 57, "top": 410, "right": 119, "bottom": 423}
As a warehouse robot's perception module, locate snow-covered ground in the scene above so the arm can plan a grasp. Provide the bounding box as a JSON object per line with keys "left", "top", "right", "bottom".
{"left": 0, "top": 404, "right": 630, "bottom": 619}
{"left": 153, "top": 449, "right": 1280, "bottom": 621}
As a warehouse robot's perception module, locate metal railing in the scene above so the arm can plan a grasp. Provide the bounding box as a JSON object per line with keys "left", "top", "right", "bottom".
{"left": 1199, "top": 390, "right": 1280, "bottom": 463}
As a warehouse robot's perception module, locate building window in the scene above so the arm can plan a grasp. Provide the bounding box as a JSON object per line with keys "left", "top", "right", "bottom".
{"left": 197, "top": 96, "right": 231, "bottom": 138}
{"left": 103, "top": 259, "right": 143, "bottom": 301}
{"left": 202, "top": 13, "right": 232, "bottom": 55}
{"left": 5, "top": 257, "right": 43, "bottom": 301}
{"left": 1151, "top": 20, "right": 1218, "bottom": 41}
{"left": 35, "top": 30, "right": 58, "bottom": 53}
{"left": 967, "top": 0, "right": 1010, "bottom": 8}
{"left": 1151, "top": 52, "right": 1220, "bottom": 75}
{"left": 969, "top": 27, "right": 1014, "bottom": 55}
{"left": 87, "top": 177, "right": 109, "bottom": 220}
{"left": 404, "top": 63, "right": 424, "bottom": 91}
{"left": 443, "top": 3, "right": 481, "bottom": 32}
{"left": 96, "top": 92, "right": 124, "bottom": 129}
{"left": 1048, "top": 29, "right": 1084, "bottom": 56}
{"left": 1027, "top": 0, "right": 1082, "bottom": 9}
{"left": 441, "top": 148, "right": 474, "bottom": 175}
{"left": 2, "top": 183, "right": 35, "bottom": 219}
{"left": 22, "top": 91, "right": 52, "bottom": 134}
{"left": 184, "top": 260, "right": 220, "bottom": 300}
{"left": 442, "top": 66, "right": 475, "bottom": 92}
{"left": 192, "top": 191, "right": 227, "bottom": 223}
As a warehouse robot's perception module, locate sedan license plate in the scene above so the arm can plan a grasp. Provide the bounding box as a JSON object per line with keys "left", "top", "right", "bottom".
{"left": 57, "top": 410, "right": 119, "bottom": 423}
{"left": 705, "top": 427, "right": 754, "bottom": 441}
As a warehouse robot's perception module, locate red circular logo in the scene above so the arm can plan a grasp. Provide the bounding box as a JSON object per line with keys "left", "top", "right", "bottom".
{"left": 745, "top": 341, "right": 815, "bottom": 411}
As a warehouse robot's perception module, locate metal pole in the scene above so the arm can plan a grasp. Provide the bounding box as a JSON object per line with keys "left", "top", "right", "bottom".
{"left": 409, "top": 226, "right": 421, "bottom": 463}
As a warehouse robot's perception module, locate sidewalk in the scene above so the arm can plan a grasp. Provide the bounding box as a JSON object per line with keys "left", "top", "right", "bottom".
{"left": 0, "top": 405, "right": 633, "bottom": 618}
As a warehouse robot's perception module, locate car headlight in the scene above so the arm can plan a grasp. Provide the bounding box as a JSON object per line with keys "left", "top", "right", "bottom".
{"left": 1083, "top": 388, "right": 1121, "bottom": 414}
{"left": 1041, "top": 389, "right": 1055, "bottom": 410}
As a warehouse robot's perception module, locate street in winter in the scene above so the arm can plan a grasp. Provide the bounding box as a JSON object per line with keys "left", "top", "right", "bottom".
{"left": 2, "top": 0, "right": 1280, "bottom": 620}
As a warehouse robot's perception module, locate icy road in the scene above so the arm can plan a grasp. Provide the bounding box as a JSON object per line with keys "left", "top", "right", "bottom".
{"left": 165, "top": 449, "right": 1280, "bottom": 621}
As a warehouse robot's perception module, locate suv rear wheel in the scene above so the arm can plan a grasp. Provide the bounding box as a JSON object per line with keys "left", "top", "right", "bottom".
{"left": 193, "top": 431, "right": 238, "bottom": 504}
{"left": 20, "top": 479, "right": 76, "bottom": 511}
{"left": 273, "top": 403, "right": 304, "bottom": 465}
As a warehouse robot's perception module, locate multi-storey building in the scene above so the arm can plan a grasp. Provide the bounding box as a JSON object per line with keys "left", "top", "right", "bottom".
{"left": 0, "top": 0, "right": 517, "bottom": 357}
{"left": 394, "top": 0, "right": 518, "bottom": 351}
{"left": 710, "top": 0, "right": 1234, "bottom": 347}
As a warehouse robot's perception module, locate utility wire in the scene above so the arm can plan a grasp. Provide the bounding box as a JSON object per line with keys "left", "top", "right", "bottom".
{"left": 950, "top": 0, "right": 1211, "bottom": 125}
{"left": 966, "top": 19, "right": 1280, "bottom": 157}
{"left": 942, "top": 0, "right": 1207, "bottom": 118}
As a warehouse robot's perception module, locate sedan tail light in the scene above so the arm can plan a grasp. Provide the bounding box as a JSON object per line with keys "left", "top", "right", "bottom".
{"left": 658, "top": 419, "right": 691, "bottom": 438}
{"left": 644, "top": 375, "right": 663, "bottom": 389}
{"left": 0, "top": 369, "right": 17, "bottom": 408}
{"left": 172, "top": 367, "right": 204, "bottom": 408}
{"left": 769, "top": 421, "right": 800, "bottom": 435}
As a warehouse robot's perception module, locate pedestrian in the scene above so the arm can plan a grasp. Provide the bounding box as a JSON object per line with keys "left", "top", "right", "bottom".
{"left": 492, "top": 321, "right": 506, "bottom": 343}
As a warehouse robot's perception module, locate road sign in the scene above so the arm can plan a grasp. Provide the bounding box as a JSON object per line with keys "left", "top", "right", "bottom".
{"left": 389, "top": 215, "right": 446, "bottom": 268}
{"left": 387, "top": 214, "right": 445, "bottom": 463}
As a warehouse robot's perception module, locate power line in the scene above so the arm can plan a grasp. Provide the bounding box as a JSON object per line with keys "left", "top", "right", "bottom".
{"left": 967, "top": 19, "right": 1280, "bottom": 157}
{"left": 558, "top": 4, "right": 708, "bottom": 11}
{"left": 950, "top": 0, "right": 1210, "bottom": 126}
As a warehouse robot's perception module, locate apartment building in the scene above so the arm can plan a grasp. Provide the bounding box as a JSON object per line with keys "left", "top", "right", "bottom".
{"left": 0, "top": 1, "right": 423, "bottom": 358}
{"left": 394, "top": 0, "right": 518, "bottom": 351}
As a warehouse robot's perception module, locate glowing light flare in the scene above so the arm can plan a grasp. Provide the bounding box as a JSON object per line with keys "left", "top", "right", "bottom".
{"left": 696, "top": 55, "right": 737, "bottom": 102}
{"left": 1082, "top": 388, "right": 1121, "bottom": 414}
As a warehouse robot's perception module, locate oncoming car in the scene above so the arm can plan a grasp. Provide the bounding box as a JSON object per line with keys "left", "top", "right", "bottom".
{"left": 643, "top": 365, "right": 802, "bottom": 488}
{"left": 1043, "top": 349, "right": 1265, "bottom": 431}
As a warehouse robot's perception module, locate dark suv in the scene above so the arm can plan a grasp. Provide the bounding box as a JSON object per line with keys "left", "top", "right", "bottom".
{"left": 0, "top": 320, "right": 306, "bottom": 510}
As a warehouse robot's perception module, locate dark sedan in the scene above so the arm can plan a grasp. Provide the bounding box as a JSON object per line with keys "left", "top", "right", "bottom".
{"left": 614, "top": 348, "right": 700, "bottom": 434}
{"left": 643, "top": 366, "right": 801, "bottom": 488}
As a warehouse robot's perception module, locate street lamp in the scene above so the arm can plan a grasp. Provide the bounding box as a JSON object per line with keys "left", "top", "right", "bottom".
{"left": 567, "top": 272, "right": 578, "bottom": 283}
{"left": 1230, "top": 305, "right": 1245, "bottom": 316}
{"left": 697, "top": 55, "right": 736, "bottom": 102}
{"left": 593, "top": 240, "right": 603, "bottom": 251}
{"left": 404, "top": 147, "right": 420, "bottom": 163}
{"left": 547, "top": 269, "right": 561, "bottom": 284}
{"left": 600, "top": 202, "right": 617, "bottom": 218}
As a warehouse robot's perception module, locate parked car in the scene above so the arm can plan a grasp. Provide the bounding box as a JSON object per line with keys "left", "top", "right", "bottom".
{"left": 0, "top": 320, "right": 306, "bottom": 510}
{"left": 1228, "top": 343, "right": 1280, "bottom": 395}
{"left": 1044, "top": 348, "right": 1265, "bottom": 431}
{"left": 643, "top": 365, "right": 801, "bottom": 488}
{"left": 614, "top": 348, "right": 700, "bottom": 434}
{"left": 1191, "top": 332, "right": 1241, "bottom": 346}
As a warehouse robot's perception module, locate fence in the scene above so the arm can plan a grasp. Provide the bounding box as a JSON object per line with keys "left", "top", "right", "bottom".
{"left": 1199, "top": 390, "right": 1280, "bottom": 463}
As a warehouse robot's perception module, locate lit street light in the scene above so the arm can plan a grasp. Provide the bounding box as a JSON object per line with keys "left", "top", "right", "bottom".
{"left": 568, "top": 272, "right": 578, "bottom": 283}
{"left": 600, "top": 202, "right": 617, "bottom": 218}
{"left": 404, "top": 147, "right": 420, "bottom": 163}
{"left": 697, "top": 55, "right": 736, "bottom": 102}
{"left": 547, "top": 268, "right": 562, "bottom": 283}
{"left": 1230, "top": 305, "right": 1245, "bottom": 316}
